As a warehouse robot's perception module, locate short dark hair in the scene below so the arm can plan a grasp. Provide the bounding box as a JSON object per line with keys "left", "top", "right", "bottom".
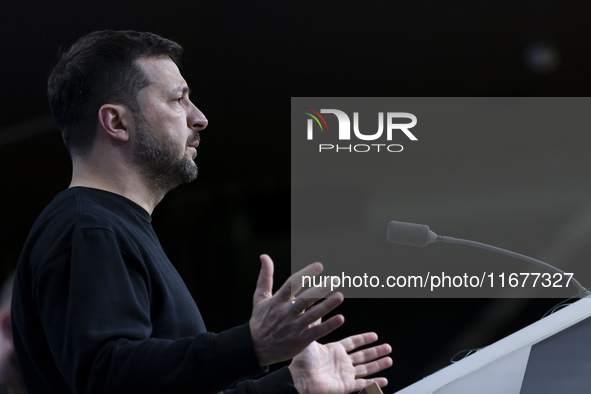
{"left": 48, "top": 30, "right": 183, "bottom": 155}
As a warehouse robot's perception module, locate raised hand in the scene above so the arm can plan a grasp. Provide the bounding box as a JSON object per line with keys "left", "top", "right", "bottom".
{"left": 249, "top": 254, "right": 345, "bottom": 367}
{"left": 289, "top": 333, "right": 393, "bottom": 394}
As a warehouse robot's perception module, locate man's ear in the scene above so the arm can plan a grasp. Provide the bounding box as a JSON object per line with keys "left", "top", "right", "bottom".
{"left": 97, "top": 104, "right": 131, "bottom": 142}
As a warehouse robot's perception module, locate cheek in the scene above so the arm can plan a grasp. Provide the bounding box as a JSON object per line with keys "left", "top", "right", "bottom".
{"left": 165, "top": 110, "right": 187, "bottom": 133}
{"left": 156, "top": 113, "right": 187, "bottom": 142}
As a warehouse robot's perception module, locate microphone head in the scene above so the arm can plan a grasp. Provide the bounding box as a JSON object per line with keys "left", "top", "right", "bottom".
{"left": 387, "top": 220, "right": 438, "bottom": 247}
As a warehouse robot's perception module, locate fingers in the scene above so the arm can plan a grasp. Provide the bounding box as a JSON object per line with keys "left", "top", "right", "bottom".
{"left": 296, "top": 292, "right": 344, "bottom": 327}
{"left": 350, "top": 343, "right": 392, "bottom": 366}
{"left": 295, "top": 287, "right": 343, "bottom": 311}
{"left": 300, "top": 314, "right": 345, "bottom": 344}
{"left": 276, "top": 262, "right": 324, "bottom": 301}
{"left": 339, "top": 332, "right": 379, "bottom": 353}
{"left": 354, "top": 356, "right": 393, "bottom": 378}
{"left": 339, "top": 332, "right": 393, "bottom": 383}
{"left": 253, "top": 254, "right": 274, "bottom": 304}
{"left": 256, "top": 256, "right": 328, "bottom": 307}
{"left": 308, "top": 318, "right": 322, "bottom": 328}
{"left": 352, "top": 377, "right": 389, "bottom": 392}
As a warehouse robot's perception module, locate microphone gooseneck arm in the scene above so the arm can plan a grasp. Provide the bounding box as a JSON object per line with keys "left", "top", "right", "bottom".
{"left": 386, "top": 220, "right": 591, "bottom": 298}
{"left": 438, "top": 235, "right": 591, "bottom": 298}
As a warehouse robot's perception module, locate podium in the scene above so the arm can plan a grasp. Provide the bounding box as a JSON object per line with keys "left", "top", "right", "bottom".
{"left": 395, "top": 297, "right": 591, "bottom": 393}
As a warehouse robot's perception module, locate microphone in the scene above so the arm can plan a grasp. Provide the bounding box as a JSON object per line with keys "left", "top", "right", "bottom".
{"left": 387, "top": 221, "right": 438, "bottom": 247}
{"left": 387, "top": 220, "right": 591, "bottom": 298}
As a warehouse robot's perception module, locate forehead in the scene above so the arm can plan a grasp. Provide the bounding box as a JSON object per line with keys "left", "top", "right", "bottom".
{"left": 135, "top": 56, "right": 187, "bottom": 93}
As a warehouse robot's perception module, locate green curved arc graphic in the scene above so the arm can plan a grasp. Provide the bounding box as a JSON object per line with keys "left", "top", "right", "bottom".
{"left": 304, "top": 112, "right": 323, "bottom": 131}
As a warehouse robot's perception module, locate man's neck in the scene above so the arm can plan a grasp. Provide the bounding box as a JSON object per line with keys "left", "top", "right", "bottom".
{"left": 70, "top": 158, "right": 166, "bottom": 215}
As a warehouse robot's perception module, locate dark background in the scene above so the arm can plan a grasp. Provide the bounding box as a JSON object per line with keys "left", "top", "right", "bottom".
{"left": 1, "top": 1, "right": 590, "bottom": 392}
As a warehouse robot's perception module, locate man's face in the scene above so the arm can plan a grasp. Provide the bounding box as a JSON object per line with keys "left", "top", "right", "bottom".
{"left": 132, "top": 56, "right": 208, "bottom": 191}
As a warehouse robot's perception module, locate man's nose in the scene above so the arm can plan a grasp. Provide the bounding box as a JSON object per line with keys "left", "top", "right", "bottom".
{"left": 188, "top": 103, "right": 208, "bottom": 131}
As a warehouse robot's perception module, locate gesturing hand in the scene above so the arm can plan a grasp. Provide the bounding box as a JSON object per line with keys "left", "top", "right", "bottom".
{"left": 249, "top": 254, "right": 345, "bottom": 367}
{"left": 289, "top": 333, "right": 393, "bottom": 394}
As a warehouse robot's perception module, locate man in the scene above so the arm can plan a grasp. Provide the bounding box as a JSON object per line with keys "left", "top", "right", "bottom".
{"left": 11, "top": 30, "right": 392, "bottom": 393}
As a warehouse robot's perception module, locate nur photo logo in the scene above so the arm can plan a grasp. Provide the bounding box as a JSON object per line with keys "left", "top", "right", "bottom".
{"left": 303, "top": 107, "right": 418, "bottom": 153}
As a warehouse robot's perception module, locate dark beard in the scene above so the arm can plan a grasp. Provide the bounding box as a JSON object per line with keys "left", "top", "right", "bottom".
{"left": 132, "top": 114, "right": 198, "bottom": 192}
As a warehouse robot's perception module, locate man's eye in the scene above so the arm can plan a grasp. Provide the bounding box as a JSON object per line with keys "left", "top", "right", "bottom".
{"left": 175, "top": 97, "right": 183, "bottom": 103}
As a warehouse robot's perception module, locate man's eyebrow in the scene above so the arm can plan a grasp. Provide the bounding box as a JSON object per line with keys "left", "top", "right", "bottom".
{"left": 172, "top": 86, "right": 191, "bottom": 96}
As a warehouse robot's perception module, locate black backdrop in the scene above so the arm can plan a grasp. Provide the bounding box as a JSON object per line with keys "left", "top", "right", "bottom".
{"left": 1, "top": 2, "right": 590, "bottom": 391}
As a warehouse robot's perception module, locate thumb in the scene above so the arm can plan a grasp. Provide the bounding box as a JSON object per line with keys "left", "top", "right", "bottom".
{"left": 253, "top": 254, "right": 274, "bottom": 304}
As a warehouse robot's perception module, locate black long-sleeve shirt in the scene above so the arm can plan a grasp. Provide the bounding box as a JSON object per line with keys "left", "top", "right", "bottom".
{"left": 12, "top": 187, "right": 297, "bottom": 393}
